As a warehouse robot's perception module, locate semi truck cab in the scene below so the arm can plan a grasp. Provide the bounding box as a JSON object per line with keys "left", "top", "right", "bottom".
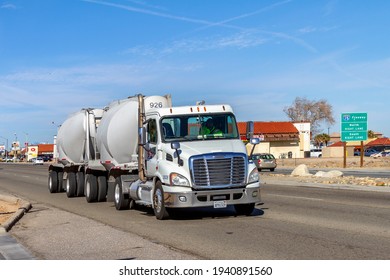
{"left": 138, "top": 104, "right": 261, "bottom": 219}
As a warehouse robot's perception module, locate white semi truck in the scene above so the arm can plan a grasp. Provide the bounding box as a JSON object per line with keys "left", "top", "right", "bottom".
{"left": 49, "top": 94, "right": 261, "bottom": 219}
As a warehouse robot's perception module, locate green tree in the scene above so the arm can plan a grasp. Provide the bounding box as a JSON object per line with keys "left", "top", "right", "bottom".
{"left": 284, "top": 97, "right": 335, "bottom": 135}
{"left": 314, "top": 133, "right": 330, "bottom": 147}
{"left": 368, "top": 130, "right": 375, "bottom": 138}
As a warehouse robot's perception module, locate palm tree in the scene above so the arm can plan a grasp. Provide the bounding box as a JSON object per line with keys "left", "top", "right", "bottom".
{"left": 314, "top": 133, "right": 330, "bottom": 147}
{"left": 368, "top": 130, "right": 375, "bottom": 139}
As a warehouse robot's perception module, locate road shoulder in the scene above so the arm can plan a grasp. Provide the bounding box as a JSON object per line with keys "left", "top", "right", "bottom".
{"left": 9, "top": 202, "right": 200, "bottom": 260}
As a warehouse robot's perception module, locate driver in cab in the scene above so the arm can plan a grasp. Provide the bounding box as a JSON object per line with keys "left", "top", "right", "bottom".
{"left": 200, "top": 118, "right": 223, "bottom": 137}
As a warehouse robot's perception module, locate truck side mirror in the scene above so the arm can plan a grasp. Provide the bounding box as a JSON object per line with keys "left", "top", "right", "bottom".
{"left": 246, "top": 121, "right": 254, "bottom": 140}
{"left": 171, "top": 142, "right": 180, "bottom": 150}
{"left": 139, "top": 127, "right": 146, "bottom": 145}
{"left": 171, "top": 142, "right": 183, "bottom": 166}
{"left": 249, "top": 137, "right": 260, "bottom": 157}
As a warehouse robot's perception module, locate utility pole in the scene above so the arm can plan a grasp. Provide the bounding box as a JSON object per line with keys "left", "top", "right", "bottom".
{"left": 24, "top": 132, "right": 29, "bottom": 161}
{"left": 13, "top": 133, "right": 17, "bottom": 162}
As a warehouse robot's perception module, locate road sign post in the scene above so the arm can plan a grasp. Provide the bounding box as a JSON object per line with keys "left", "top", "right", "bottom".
{"left": 340, "top": 112, "right": 368, "bottom": 168}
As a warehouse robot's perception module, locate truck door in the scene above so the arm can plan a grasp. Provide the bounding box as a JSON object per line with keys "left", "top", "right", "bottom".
{"left": 145, "top": 118, "right": 158, "bottom": 177}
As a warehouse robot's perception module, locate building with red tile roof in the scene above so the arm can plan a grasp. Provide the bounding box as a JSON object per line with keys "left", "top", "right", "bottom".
{"left": 237, "top": 121, "right": 300, "bottom": 141}
{"left": 322, "top": 137, "right": 390, "bottom": 158}
{"left": 365, "top": 137, "right": 390, "bottom": 147}
{"left": 237, "top": 121, "right": 310, "bottom": 158}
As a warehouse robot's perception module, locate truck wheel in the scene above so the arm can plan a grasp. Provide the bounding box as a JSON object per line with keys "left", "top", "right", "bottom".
{"left": 76, "top": 172, "right": 84, "bottom": 197}
{"left": 97, "top": 176, "right": 107, "bottom": 202}
{"left": 48, "top": 171, "right": 58, "bottom": 193}
{"left": 234, "top": 203, "right": 255, "bottom": 216}
{"left": 66, "top": 172, "right": 77, "bottom": 198}
{"left": 58, "top": 172, "right": 64, "bottom": 192}
{"left": 153, "top": 181, "right": 170, "bottom": 220}
{"left": 85, "top": 174, "right": 98, "bottom": 203}
{"left": 114, "top": 177, "right": 130, "bottom": 210}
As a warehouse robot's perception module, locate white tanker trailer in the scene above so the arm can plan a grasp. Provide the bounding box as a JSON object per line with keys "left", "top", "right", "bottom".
{"left": 49, "top": 108, "right": 104, "bottom": 198}
{"left": 49, "top": 94, "right": 261, "bottom": 219}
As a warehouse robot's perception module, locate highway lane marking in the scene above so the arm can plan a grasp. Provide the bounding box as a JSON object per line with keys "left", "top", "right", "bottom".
{"left": 267, "top": 193, "right": 390, "bottom": 209}
{"left": 267, "top": 194, "right": 324, "bottom": 201}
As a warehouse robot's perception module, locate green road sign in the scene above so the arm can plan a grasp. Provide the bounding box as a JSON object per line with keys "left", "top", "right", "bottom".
{"left": 340, "top": 112, "right": 368, "bottom": 141}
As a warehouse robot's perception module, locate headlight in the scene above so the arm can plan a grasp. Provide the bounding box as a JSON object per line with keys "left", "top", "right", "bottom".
{"left": 170, "top": 173, "right": 190, "bottom": 186}
{"left": 248, "top": 167, "right": 259, "bottom": 183}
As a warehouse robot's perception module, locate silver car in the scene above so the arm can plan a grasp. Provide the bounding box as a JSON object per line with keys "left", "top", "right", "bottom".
{"left": 250, "top": 153, "right": 277, "bottom": 172}
{"left": 32, "top": 157, "right": 44, "bottom": 165}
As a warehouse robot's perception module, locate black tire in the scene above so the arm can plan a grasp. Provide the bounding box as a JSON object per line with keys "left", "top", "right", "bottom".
{"left": 270, "top": 168, "right": 275, "bottom": 172}
{"left": 97, "top": 176, "right": 107, "bottom": 202}
{"left": 48, "top": 171, "right": 58, "bottom": 193}
{"left": 66, "top": 172, "right": 77, "bottom": 198}
{"left": 114, "top": 177, "right": 130, "bottom": 210}
{"left": 85, "top": 174, "right": 98, "bottom": 203}
{"left": 234, "top": 203, "right": 255, "bottom": 216}
{"left": 76, "top": 172, "right": 84, "bottom": 197}
{"left": 153, "top": 181, "right": 170, "bottom": 220}
{"left": 58, "top": 172, "right": 64, "bottom": 192}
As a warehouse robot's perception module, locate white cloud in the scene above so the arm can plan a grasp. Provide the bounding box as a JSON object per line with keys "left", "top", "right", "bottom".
{"left": 124, "top": 31, "right": 268, "bottom": 58}
{"left": 298, "top": 26, "right": 317, "bottom": 34}
{"left": 0, "top": 3, "right": 17, "bottom": 9}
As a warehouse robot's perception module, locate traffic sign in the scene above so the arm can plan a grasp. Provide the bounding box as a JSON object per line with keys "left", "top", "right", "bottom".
{"left": 340, "top": 112, "right": 368, "bottom": 141}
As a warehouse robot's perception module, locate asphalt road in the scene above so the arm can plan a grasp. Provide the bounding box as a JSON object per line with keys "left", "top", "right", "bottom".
{"left": 1, "top": 163, "right": 390, "bottom": 259}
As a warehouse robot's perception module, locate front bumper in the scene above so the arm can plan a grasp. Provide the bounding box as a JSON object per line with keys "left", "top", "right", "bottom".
{"left": 162, "top": 182, "right": 261, "bottom": 208}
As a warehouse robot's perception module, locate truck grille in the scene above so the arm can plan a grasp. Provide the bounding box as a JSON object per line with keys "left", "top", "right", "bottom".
{"left": 190, "top": 153, "right": 247, "bottom": 189}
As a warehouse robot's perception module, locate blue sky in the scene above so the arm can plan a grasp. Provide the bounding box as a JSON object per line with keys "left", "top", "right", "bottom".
{"left": 1, "top": 0, "right": 390, "bottom": 147}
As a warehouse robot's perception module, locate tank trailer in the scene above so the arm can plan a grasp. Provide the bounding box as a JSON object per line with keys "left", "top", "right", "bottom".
{"left": 49, "top": 94, "right": 261, "bottom": 219}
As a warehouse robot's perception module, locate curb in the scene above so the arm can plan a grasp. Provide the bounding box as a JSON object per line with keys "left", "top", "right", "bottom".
{"left": 0, "top": 194, "right": 32, "bottom": 233}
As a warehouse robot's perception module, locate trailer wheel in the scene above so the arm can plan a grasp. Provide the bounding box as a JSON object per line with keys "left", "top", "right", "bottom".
{"left": 153, "top": 181, "right": 170, "bottom": 220}
{"left": 97, "top": 176, "right": 107, "bottom": 202}
{"left": 234, "top": 203, "right": 255, "bottom": 216}
{"left": 85, "top": 174, "right": 98, "bottom": 203}
{"left": 114, "top": 177, "right": 130, "bottom": 210}
{"left": 66, "top": 172, "right": 77, "bottom": 198}
{"left": 76, "top": 172, "right": 84, "bottom": 197}
{"left": 48, "top": 171, "right": 58, "bottom": 193}
{"left": 58, "top": 172, "right": 64, "bottom": 192}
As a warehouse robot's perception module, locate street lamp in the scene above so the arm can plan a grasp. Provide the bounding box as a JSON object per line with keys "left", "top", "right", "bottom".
{"left": 24, "top": 132, "right": 29, "bottom": 161}
{"left": 13, "top": 133, "right": 18, "bottom": 161}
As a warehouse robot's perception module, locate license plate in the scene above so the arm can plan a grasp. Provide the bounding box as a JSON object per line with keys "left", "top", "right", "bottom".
{"left": 214, "top": 200, "right": 227, "bottom": 208}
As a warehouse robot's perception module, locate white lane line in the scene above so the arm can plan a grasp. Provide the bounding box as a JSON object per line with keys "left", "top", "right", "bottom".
{"left": 268, "top": 194, "right": 324, "bottom": 201}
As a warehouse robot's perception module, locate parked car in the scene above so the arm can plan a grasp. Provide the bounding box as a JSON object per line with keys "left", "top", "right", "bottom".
{"left": 354, "top": 148, "right": 378, "bottom": 157}
{"left": 310, "top": 148, "right": 322, "bottom": 158}
{"left": 364, "top": 148, "right": 379, "bottom": 157}
{"left": 32, "top": 157, "right": 44, "bottom": 165}
{"left": 42, "top": 155, "right": 52, "bottom": 162}
{"left": 250, "top": 153, "right": 277, "bottom": 171}
{"left": 370, "top": 151, "right": 390, "bottom": 158}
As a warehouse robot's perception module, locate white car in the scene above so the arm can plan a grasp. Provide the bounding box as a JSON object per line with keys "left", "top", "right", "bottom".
{"left": 32, "top": 157, "right": 44, "bottom": 165}
{"left": 370, "top": 151, "right": 390, "bottom": 158}
{"left": 310, "top": 149, "right": 322, "bottom": 158}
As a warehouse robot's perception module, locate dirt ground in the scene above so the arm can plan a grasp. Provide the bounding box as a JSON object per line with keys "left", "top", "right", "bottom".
{"left": 0, "top": 200, "right": 21, "bottom": 225}
{"left": 276, "top": 156, "right": 390, "bottom": 169}
{"left": 266, "top": 156, "right": 390, "bottom": 187}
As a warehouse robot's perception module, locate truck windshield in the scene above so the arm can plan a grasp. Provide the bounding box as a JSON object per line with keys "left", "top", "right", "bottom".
{"left": 161, "top": 113, "right": 239, "bottom": 142}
